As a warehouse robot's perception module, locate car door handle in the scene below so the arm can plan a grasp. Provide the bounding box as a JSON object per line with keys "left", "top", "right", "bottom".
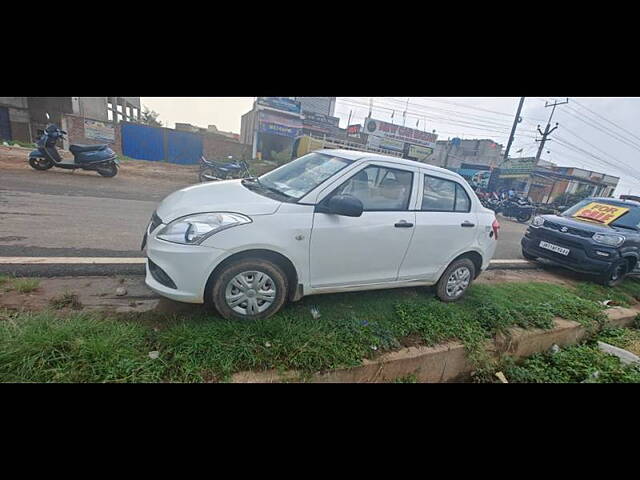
{"left": 395, "top": 221, "right": 414, "bottom": 228}
{"left": 461, "top": 221, "right": 475, "bottom": 227}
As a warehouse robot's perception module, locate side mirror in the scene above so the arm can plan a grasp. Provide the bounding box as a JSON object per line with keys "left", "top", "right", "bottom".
{"left": 324, "top": 195, "right": 364, "bottom": 217}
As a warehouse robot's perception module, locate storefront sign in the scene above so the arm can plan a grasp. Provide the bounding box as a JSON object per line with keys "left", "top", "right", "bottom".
{"left": 257, "top": 97, "right": 302, "bottom": 115}
{"left": 84, "top": 120, "right": 115, "bottom": 142}
{"left": 364, "top": 118, "right": 437, "bottom": 147}
{"left": 572, "top": 202, "right": 629, "bottom": 224}
{"left": 259, "top": 123, "right": 301, "bottom": 137}
{"left": 258, "top": 110, "right": 303, "bottom": 138}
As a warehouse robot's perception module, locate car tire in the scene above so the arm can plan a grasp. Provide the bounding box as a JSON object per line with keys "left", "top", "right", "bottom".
{"left": 210, "top": 258, "right": 288, "bottom": 321}
{"left": 436, "top": 258, "right": 476, "bottom": 302}
{"left": 600, "top": 260, "right": 628, "bottom": 288}
{"left": 522, "top": 249, "right": 538, "bottom": 261}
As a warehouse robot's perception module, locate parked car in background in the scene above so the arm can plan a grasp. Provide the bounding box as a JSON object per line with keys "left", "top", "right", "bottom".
{"left": 143, "top": 150, "right": 500, "bottom": 320}
{"left": 522, "top": 197, "right": 640, "bottom": 286}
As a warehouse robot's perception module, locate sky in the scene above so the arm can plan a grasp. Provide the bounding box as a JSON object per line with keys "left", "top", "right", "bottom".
{"left": 141, "top": 97, "right": 640, "bottom": 196}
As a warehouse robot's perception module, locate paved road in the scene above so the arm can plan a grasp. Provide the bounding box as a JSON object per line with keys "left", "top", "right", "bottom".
{"left": 0, "top": 168, "right": 192, "bottom": 258}
{"left": 0, "top": 166, "right": 529, "bottom": 260}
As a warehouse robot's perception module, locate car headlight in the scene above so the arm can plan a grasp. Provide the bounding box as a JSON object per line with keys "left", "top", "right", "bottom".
{"left": 532, "top": 216, "right": 545, "bottom": 227}
{"left": 156, "top": 212, "right": 251, "bottom": 245}
{"left": 593, "top": 233, "right": 625, "bottom": 247}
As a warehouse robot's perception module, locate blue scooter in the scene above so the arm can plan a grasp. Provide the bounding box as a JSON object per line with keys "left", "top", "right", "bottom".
{"left": 28, "top": 113, "right": 119, "bottom": 177}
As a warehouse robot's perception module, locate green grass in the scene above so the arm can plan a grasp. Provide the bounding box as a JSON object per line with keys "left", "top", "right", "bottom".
{"left": 574, "top": 279, "right": 640, "bottom": 307}
{"left": 0, "top": 275, "right": 10, "bottom": 286}
{"left": 11, "top": 278, "right": 40, "bottom": 294}
{"left": 501, "top": 343, "right": 640, "bottom": 383}
{"left": 0, "top": 310, "right": 166, "bottom": 383}
{"left": 0, "top": 281, "right": 612, "bottom": 383}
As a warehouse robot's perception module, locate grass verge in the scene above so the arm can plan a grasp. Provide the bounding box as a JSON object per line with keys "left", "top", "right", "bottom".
{"left": 0, "top": 280, "right": 616, "bottom": 382}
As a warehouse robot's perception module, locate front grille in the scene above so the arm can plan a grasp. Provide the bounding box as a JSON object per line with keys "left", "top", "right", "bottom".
{"left": 149, "top": 212, "right": 163, "bottom": 233}
{"left": 148, "top": 259, "right": 177, "bottom": 289}
{"left": 543, "top": 220, "right": 595, "bottom": 238}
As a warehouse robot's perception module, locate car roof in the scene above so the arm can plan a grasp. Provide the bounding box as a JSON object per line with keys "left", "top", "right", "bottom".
{"left": 319, "top": 149, "right": 466, "bottom": 181}
{"left": 588, "top": 197, "right": 640, "bottom": 208}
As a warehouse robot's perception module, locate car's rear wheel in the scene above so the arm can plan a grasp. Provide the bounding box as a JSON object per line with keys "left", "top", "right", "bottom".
{"left": 210, "top": 258, "right": 288, "bottom": 321}
{"left": 436, "top": 258, "right": 476, "bottom": 302}
{"left": 601, "top": 259, "right": 628, "bottom": 287}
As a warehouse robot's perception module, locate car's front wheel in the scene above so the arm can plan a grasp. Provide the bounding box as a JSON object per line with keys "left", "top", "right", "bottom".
{"left": 210, "top": 258, "right": 288, "bottom": 321}
{"left": 436, "top": 258, "right": 476, "bottom": 302}
{"left": 601, "top": 259, "right": 628, "bottom": 287}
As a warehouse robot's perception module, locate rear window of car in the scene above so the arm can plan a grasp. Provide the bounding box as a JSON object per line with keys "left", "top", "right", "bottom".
{"left": 563, "top": 199, "right": 640, "bottom": 230}
{"left": 422, "top": 175, "right": 471, "bottom": 212}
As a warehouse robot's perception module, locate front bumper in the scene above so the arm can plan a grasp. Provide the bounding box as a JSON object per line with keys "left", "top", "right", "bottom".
{"left": 521, "top": 227, "right": 616, "bottom": 275}
{"left": 144, "top": 232, "right": 228, "bottom": 304}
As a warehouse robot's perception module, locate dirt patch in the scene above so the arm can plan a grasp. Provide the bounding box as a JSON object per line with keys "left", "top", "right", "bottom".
{"left": 0, "top": 275, "right": 160, "bottom": 314}
{"left": 477, "top": 268, "right": 580, "bottom": 288}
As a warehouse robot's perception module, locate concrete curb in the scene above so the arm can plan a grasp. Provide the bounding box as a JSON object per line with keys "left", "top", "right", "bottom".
{"left": 230, "top": 307, "right": 639, "bottom": 383}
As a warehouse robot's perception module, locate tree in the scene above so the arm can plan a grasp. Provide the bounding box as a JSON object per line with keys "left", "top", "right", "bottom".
{"left": 140, "top": 106, "right": 162, "bottom": 127}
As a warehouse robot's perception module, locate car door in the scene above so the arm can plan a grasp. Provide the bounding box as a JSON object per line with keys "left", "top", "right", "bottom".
{"left": 398, "top": 172, "right": 479, "bottom": 282}
{"left": 309, "top": 162, "right": 419, "bottom": 289}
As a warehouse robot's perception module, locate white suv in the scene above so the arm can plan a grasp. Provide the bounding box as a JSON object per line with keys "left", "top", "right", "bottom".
{"left": 143, "top": 150, "right": 499, "bottom": 320}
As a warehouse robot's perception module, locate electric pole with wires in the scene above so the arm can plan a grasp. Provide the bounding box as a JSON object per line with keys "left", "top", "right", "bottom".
{"left": 535, "top": 98, "right": 569, "bottom": 165}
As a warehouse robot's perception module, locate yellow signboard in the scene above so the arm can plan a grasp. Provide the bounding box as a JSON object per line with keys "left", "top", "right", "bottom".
{"left": 572, "top": 202, "right": 629, "bottom": 224}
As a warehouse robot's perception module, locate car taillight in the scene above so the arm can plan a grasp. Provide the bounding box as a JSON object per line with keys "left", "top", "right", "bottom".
{"left": 492, "top": 219, "right": 500, "bottom": 240}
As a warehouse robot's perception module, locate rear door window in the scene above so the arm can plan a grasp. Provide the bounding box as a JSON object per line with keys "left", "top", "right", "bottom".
{"left": 422, "top": 175, "right": 471, "bottom": 213}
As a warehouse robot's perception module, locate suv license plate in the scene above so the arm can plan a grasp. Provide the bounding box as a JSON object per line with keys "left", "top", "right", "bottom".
{"left": 539, "top": 241, "right": 570, "bottom": 256}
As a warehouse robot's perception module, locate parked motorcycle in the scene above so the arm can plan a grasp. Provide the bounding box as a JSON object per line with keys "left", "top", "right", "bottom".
{"left": 199, "top": 155, "right": 251, "bottom": 182}
{"left": 28, "top": 114, "right": 119, "bottom": 177}
{"left": 492, "top": 197, "right": 536, "bottom": 223}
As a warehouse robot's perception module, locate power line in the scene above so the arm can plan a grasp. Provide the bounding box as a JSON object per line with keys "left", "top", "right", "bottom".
{"left": 572, "top": 98, "right": 640, "bottom": 145}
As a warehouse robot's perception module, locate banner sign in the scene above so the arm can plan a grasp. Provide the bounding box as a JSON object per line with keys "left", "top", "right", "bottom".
{"left": 347, "top": 125, "right": 361, "bottom": 136}
{"left": 496, "top": 157, "right": 536, "bottom": 178}
{"left": 364, "top": 118, "right": 437, "bottom": 147}
{"left": 367, "top": 135, "right": 405, "bottom": 152}
{"left": 406, "top": 144, "right": 434, "bottom": 161}
{"left": 572, "top": 202, "right": 629, "bottom": 224}
{"left": 303, "top": 112, "right": 340, "bottom": 127}
{"left": 302, "top": 112, "right": 340, "bottom": 135}
{"left": 257, "top": 97, "right": 301, "bottom": 115}
{"left": 84, "top": 120, "right": 115, "bottom": 142}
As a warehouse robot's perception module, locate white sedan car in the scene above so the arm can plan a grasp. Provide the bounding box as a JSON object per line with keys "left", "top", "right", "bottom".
{"left": 143, "top": 149, "right": 499, "bottom": 320}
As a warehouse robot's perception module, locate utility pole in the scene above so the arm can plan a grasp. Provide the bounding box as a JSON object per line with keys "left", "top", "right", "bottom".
{"left": 502, "top": 96, "right": 525, "bottom": 163}
{"left": 402, "top": 97, "right": 409, "bottom": 127}
{"left": 535, "top": 98, "right": 569, "bottom": 165}
{"left": 528, "top": 98, "right": 569, "bottom": 199}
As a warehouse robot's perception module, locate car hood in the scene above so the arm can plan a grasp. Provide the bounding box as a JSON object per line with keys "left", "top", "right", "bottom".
{"left": 156, "top": 180, "right": 282, "bottom": 223}
{"left": 542, "top": 214, "right": 628, "bottom": 233}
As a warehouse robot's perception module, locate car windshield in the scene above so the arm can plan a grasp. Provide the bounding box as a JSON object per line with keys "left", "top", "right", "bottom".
{"left": 562, "top": 199, "right": 640, "bottom": 230}
{"left": 257, "top": 152, "right": 353, "bottom": 200}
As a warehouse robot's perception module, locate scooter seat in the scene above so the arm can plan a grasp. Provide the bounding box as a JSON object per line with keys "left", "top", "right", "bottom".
{"left": 70, "top": 144, "right": 108, "bottom": 154}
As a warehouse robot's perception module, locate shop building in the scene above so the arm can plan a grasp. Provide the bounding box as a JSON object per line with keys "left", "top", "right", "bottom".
{"left": 240, "top": 97, "right": 304, "bottom": 161}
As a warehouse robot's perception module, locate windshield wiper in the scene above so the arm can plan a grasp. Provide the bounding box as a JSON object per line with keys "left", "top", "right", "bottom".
{"left": 242, "top": 178, "right": 292, "bottom": 200}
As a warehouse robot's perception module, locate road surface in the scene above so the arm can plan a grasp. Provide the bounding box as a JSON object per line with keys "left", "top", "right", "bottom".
{"left": 0, "top": 157, "right": 529, "bottom": 260}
